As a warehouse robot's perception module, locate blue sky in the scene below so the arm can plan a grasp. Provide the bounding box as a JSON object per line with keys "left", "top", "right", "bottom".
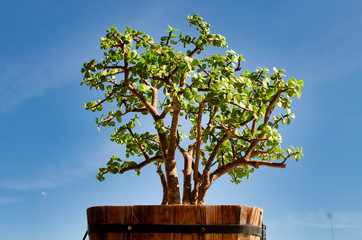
{"left": 1, "top": 0, "right": 362, "bottom": 239}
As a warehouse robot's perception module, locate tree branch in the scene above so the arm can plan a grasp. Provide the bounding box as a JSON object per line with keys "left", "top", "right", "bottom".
{"left": 264, "top": 90, "right": 284, "bottom": 124}
{"left": 126, "top": 84, "right": 159, "bottom": 119}
{"left": 244, "top": 138, "right": 261, "bottom": 159}
{"left": 156, "top": 162, "right": 168, "bottom": 205}
{"left": 104, "top": 65, "right": 126, "bottom": 70}
{"left": 135, "top": 34, "right": 155, "bottom": 47}
{"left": 159, "top": 109, "right": 169, "bottom": 119}
{"left": 119, "top": 156, "right": 164, "bottom": 174}
{"left": 271, "top": 114, "right": 291, "bottom": 128}
{"left": 188, "top": 46, "right": 200, "bottom": 57}
{"left": 126, "top": 126, "right": 149, "bottom": 160}
{"left": 85, "top": 89, "right": 116, "bottom": 110}
{"left": 251, "top": 150, "right": 267, "bottom": 158}
{"left": 196, "top": 130, "right": 231, "bottom": 204}
{"left": 197, "top": 64, "right": 209, "bottom": 77}
{"left": 193, "top": 101, "right": 205, "bottom": 190}
{"left": 99, "top": 115, "right": 115, "bottom": 125}
{"left": 251, "top": 119, "right": 257, "bottom": 136}
{"left": 234, "top": 60, "right": 242, "bottom": 72}
{"left": 84, "top": 72, "right": 122, "bottom": 84}
{"left": 204, "top": 132, "right": 231, "bottom": 172}
{"left": 210, "top": 156, "right": 286, "bottom": 182}
{"left": 229, "top": 102, "right": 256, "bottom": 113}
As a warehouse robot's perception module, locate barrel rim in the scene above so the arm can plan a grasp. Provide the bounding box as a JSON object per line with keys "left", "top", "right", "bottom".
{"left": 87, "top": 205, "right": 263, "bottom": 211}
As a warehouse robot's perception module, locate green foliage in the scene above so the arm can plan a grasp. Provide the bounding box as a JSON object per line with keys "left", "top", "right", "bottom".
{"left": 81, "top": 14, "right": 303, "bottom": 190}
{"left": 228, "top": 166, "right": 255, "bottom": 185}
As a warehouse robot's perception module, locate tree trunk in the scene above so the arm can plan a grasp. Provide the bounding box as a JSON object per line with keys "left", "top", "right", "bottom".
{"left": 165, "top": 158, "right": 181, "bottom": 204}
{"left": 182, "top": 152, "right": 193, "bottom": 204}
{"left": 165, "top": 96, "right": 182, "bottom": 204}
{"left": 197, "top": 171, "right": 212, "bottom": 205}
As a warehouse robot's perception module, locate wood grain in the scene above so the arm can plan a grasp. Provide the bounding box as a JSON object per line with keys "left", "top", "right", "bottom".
{"left": 87, "top": 205, "right": 263, "bottom": 240}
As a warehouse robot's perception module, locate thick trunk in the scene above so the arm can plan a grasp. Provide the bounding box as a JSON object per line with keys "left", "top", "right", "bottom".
{"left": 182, "top": 153, "right": 193, "bottom": 204}
{"left": 165, "top": 96, "right": 182, "bottom": 205}
{"left": 197, "top": 170, "right": 212, "bottom": 205}
{"left": 165, "top": 158, "right": 181, "bottom": 204}
{"left": 182, "top": 169, "right": 192, "bottom": 204}
{"left": 191, "top": 184, "right": 200, "bottom": 205}
{"left": 191, "top": 102, "right": 204, "bottom": 205}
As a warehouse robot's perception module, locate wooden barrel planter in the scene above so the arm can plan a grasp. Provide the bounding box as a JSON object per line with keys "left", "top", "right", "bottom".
{"left": 86, "top": 205, "right": 264, "bottom": 240}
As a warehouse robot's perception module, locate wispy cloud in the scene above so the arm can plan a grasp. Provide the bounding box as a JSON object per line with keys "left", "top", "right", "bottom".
{"left": 0, "top": 140, "right": 119, "bottom": 191}
{"left": 0, "top": 196, "right": 20, "bottom": 205}
{"left": 285, "top": 210, "right": 362, "bottom": 229}
{"left": 0, "top": 32, "right": 99, "bottom": 112}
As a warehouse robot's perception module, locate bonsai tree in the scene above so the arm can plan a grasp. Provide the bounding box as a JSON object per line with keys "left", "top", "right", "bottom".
{"left": 81, "top": 14, "right": 303, "bottom": 205}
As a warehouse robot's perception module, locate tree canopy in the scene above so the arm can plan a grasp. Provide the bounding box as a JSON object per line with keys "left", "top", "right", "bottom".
{"left": 81, "top": 14, "right": 303, "bottom": 205}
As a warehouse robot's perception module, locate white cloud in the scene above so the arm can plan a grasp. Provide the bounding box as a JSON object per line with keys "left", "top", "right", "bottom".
{"left": 285, "top": 210, "right": 362, "bottom": 229}
{"left": 0, "top": 140, "right": 119, "bottom": 191}
{"left": 0, "top": 31, "right": 100, "bottom": 112}
{"left": 0, "top": 196, "right": 20, "bottom": 205}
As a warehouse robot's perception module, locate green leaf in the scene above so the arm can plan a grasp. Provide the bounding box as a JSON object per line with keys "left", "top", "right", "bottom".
{"left": 296, "top": 90, "right": 302, "bottom": 98}
{"left": 116, "top": 111, "right": 122, "bottom": 123}
{"left": 191, "top": 58, "right": 200, "bottom": 67}
{"left": 184, "top": 88, "right": 193, "bottom": 100}
{"left": 151, "top": 56, "right": 158, "bottom": 63}
{"left": 167, "top": 25, "right": 179, "bottom": 32}
{"left": 137, "top": 84, "right": 149, "bottom": 92}
{"left": 195, "top": 94, "right": 203, "bottom": 103}
{"left": 191, "top": 87, "right": 198, "bottom": 97}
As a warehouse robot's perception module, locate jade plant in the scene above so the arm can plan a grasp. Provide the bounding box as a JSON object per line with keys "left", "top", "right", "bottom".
{"left": 81, "top": 14, "right": 303, "bottom": 205}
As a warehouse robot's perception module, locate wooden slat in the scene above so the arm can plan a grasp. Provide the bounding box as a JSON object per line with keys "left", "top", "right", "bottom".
{"left": 87, "top": 205, "right": 263, "bottom": 240}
